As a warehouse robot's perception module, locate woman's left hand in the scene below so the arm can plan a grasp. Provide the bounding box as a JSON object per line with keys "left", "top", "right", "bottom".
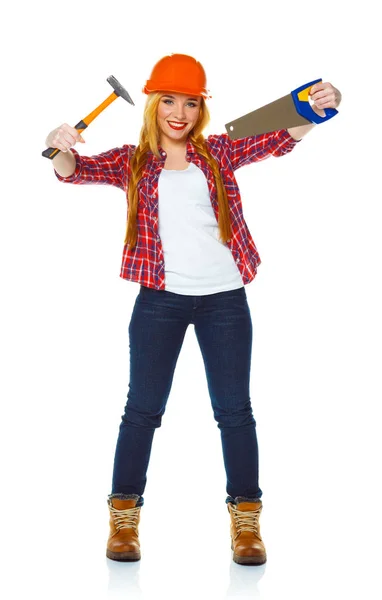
{"left": 309, "top": 82, "right": 342, "bottom": 117}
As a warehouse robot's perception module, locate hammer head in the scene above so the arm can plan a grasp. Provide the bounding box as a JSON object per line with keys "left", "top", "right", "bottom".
{"left": 107, "top": 75, "right": 135, "bottom": 105}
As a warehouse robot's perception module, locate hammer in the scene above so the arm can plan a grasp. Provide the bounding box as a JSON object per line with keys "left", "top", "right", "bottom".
{"left": 42, "top": 76, "right": 134, "bottom": 159}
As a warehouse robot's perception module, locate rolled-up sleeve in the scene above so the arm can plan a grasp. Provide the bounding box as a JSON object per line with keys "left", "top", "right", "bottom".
{"left": 216, "top": 130, "right": 301, "bottom": 171}
{"left": 53, "top": 144, "right": 136, "bottom": 191}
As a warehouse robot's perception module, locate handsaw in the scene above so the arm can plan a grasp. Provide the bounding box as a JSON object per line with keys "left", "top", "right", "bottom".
{"left": 225, "top": 78, "right": 338, "bottom": 139}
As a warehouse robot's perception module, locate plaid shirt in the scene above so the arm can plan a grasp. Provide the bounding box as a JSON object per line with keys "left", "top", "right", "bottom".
{"left": 54, "top": 129, "right": 301, "bottom": 290}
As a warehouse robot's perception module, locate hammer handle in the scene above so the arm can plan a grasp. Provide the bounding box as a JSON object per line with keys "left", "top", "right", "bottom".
{"left": 42, "top": 121, "right": 87, "bottom": 160}
{"left": 42, "top": 91, "right": 118, "bottom": 160}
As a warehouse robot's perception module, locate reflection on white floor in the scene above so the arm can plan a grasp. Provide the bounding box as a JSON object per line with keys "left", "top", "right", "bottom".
{"left": 105, "top": 552, "right": 266, "bottom": 598}
{"left": 225, "top": 561, "right": 266, "bottom": 598}
{"left": 106, "top": 559, "right": 143, "bottom": 597}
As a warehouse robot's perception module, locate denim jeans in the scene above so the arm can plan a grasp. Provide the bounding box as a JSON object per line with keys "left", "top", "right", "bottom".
{"left": 111, "top": 284, "right": 263, "bottom": 504}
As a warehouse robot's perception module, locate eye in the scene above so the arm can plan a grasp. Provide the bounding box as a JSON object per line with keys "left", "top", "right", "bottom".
{"left": 162, "top": 99, "right": 198, "bottom": 107}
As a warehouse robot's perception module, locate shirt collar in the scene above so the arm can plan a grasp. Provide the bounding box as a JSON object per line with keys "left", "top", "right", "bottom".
{"left": 154, "top": 138, "right": 197, "bottom": 161}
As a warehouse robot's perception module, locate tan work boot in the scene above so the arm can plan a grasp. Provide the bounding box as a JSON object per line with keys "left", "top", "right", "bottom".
{"left": 106, "top": 494, "right": 142, "bottom": 561}
{"left": 227, "top": 497, "right": 267, "bottom": 565}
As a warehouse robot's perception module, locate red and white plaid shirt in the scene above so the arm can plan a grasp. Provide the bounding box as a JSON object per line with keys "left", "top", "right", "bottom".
{"left": 54, "top": 130, "right": 301, "bottom": 290}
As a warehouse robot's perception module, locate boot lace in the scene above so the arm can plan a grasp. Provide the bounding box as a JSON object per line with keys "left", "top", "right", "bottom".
{"left": 109, "top": 505, "right": 140, "bottom": 532}
{"left": 231, "top": 504, "right": 262, "bottom": 538}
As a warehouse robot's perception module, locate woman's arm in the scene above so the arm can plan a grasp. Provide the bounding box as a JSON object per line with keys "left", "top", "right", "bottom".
{"left": 53, "top": 145, "right": 136, "bottom": 191}
{"left": 52, "top": 149, "right": 77, "bottom": 177}
{"left": 213, "top": 129, "right": 300, "bottom": 171}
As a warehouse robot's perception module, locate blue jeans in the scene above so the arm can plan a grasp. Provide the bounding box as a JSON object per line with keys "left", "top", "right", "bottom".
{"left": 111, "top": 285, "right": 262, "bottom": 505}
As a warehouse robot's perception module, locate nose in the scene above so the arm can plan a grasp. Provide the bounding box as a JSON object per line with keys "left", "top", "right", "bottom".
{"left": 173, "top": 102, "right": 186, "bottom": 121}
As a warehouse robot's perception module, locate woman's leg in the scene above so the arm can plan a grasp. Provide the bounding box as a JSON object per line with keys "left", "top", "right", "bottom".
{"left": 193, "top": 286, "right": 262, "bottom": 500}
{"left": 111, "top": 286, "right": 190, "bottom": 497}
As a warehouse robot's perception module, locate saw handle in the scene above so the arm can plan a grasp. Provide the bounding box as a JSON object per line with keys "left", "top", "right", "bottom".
{"left": 42, "top": 121, "right": 88, "bottom": 160}
{"left": 292, "top": 78, "right": 338, "bottom": 124}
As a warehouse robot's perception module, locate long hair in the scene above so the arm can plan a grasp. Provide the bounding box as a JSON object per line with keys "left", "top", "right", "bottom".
{"left": 123, "top": 92, "right": 232, "bottom": 249}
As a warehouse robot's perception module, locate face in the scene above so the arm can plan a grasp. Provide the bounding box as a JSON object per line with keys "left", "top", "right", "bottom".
{"left": 157, "top": 92, "right": 201, "bottom": 145}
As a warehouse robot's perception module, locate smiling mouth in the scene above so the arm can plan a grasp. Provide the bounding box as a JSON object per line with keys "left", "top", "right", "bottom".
{"left": 167, "top": 121, "right": 187, "bottom": 130}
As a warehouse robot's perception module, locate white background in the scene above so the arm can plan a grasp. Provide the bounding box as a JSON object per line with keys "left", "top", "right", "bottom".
{"left": 1, "top": 1, "right": 381, "bottom": 599}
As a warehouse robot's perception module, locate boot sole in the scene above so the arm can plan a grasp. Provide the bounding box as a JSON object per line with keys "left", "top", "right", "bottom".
{"left": 233, "top": 553, "right": 267, "bottom": 565}
{"left": 231, "top": 542, "right": 267, "bottom": 565}
{"left": 106, "top": 548, "right": 141, "bottom": 561}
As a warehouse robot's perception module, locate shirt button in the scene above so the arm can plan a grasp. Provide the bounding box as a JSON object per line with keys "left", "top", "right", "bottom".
{"left": 161, "top": 152, "right": 166, "bottom": 156}
{"left": 236, "top": 258, "right": 240, "bottom": 263}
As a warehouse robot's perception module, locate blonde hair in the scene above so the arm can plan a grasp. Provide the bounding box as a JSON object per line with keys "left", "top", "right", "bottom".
{"left": 124, "top": 92, "right": 232, "bottom": 249}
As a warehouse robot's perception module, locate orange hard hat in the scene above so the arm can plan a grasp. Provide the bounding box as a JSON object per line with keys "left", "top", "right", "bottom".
{"left": 142, "top": 53, "right": 212, "bottom": 99}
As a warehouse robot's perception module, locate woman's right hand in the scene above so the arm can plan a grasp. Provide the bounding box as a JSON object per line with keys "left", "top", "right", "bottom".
{"left": 45, "top": 123, "right": 85, "bottom": 152}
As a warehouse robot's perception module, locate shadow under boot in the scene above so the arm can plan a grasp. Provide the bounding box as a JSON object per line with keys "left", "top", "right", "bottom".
{"left": 106, "top": 493, "right": 142, "bottom": 561}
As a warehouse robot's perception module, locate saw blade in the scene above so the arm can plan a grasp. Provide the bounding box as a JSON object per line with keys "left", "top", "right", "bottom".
{"left": 225, "top": 94, "right": 312, "bottom": 139}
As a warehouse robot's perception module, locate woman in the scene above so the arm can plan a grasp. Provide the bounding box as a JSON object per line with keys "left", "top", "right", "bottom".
{"left": 46, "top": 53, "right": 342, "bottom": 565}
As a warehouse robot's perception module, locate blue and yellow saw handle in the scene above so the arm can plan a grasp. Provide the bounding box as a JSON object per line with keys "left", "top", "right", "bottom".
{"left": 292, "top": 78, "right": 338, "bottom": 124}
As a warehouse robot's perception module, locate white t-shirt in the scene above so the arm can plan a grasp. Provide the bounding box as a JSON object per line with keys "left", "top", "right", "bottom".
{"left": 157, "top": 161, "right": 244, "bottom": 295}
